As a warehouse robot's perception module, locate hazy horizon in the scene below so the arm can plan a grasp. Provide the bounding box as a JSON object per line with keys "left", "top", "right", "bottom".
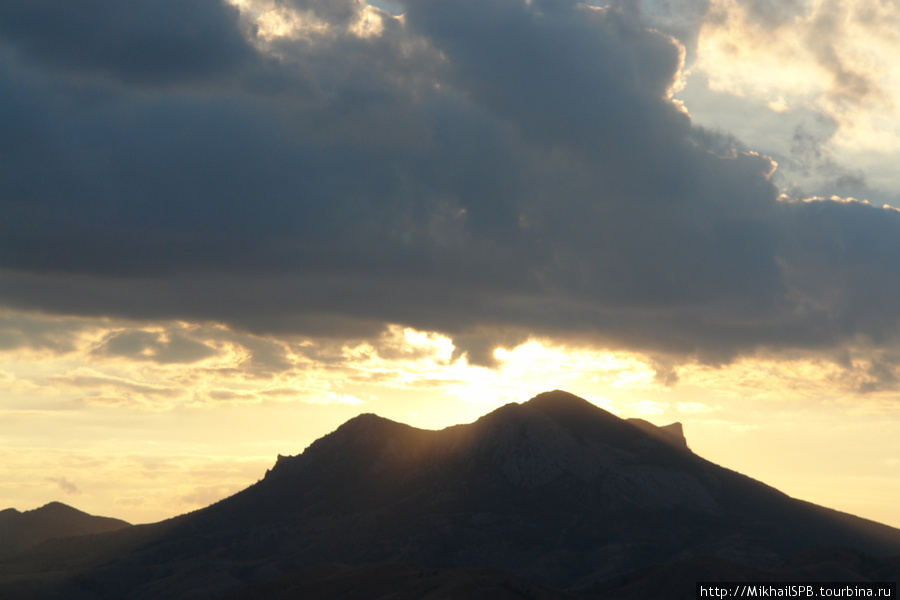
{"left": 4, "top": 387, "right": 899, "bottom": 529}
{"left": 1, "top": 0, "right": 899, "bottom": 529}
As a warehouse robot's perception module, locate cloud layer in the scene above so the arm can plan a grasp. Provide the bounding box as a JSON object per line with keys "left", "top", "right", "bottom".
{"left": 2, "top": 0, "right": 900, "bottom": 369}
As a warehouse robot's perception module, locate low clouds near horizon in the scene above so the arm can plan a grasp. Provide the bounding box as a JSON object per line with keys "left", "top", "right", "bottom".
{"left": 2, "top": 0, "right": 900, "bottom": 379}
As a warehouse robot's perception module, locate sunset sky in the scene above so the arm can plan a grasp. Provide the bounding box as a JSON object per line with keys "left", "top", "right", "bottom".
{"left": 1, "top": 0, "right": 899, "bottom": 528}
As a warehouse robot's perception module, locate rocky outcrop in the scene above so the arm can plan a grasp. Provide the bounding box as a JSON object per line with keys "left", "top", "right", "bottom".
{"left": 626, "top": 418, "right": 688, "bottom": 450}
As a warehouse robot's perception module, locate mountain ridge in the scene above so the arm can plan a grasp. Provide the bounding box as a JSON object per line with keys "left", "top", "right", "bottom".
{"left": 268, "top": 390, "right": 693, "bottom": 489}
{"left": 1, "top": 390, "right": 898, "bottom": 599}
{"left": 0, "top": 501, "right": 131, "bottom": 557}
{"left": 126, "top": 389, "right": 900, "bottom": 589}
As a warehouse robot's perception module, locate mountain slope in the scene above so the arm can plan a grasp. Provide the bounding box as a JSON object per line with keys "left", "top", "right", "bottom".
{"left": 1, "top": 390, "right": 899, "bottom": 599}
{"left": 220, "top": 547, "right": 900, "bottom": 600}
{"left": 588, "top": 546, "right": 900, "bottom": 599}
{"left": 222, "top": 562, "right": 582, "bottom": 600}
{"left": 0, "top": 502, "right": 131, "bottom": 556}
{"left": 214, "top": 390, "right": 898, "bottom": 582}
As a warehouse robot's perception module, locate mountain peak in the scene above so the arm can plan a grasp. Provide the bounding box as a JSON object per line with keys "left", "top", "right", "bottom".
{"left": 0, "top": 502, "right": 131, "bottom": 557}
{"left": 307, "top": 412, "right": 413, "bottom": 453}
{"left": 524, "top": 389, "right": 605, "bottom": 414}
{"left": 31, "top": 501, "right": 88, "bottom": 519}
{"left": 267, "top": 411, "right": 432, "bottom": 482}
{"left": 5, "top": 390, "right": 900, "bottom": 599}
{"left": 522, "top": 390, "right": 626, "bottom": 430}
{"left": 523, "top": 391, "right": 691, "bottom": 451}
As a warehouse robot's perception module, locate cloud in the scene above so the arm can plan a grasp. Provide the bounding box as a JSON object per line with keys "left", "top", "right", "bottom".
{"left": 617, "top": 0, "right": 711, "bottom": 60}
{"left": 0, "top": 0, "right": 254, "bottom": 86}
{"left": 694, "top": 0, "right": 900, "bottom": 148}
{"left": 91, "top": 329, "right": 219, "bottom": 364}
{"left": 52, "top": 370, "right": 184, "bottom": 408}
{"left": 785, "top": 119, "right": 866, "bottom": 191}
{"left": 0, "top": 311, "right": 92, "bottom": 354}
{"left": 47, "top": 476, "right": 81, "bottom": 495}
{"left": 1, "top": 0, "right": 900, "bottom": 376}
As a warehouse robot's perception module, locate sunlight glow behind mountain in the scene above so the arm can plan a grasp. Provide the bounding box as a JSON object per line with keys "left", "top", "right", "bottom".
{"left": 1, "top": 313, "right": 898, "bottom": 527}
{"left": 1, "top": 0, "right": 899, "bottom": 532}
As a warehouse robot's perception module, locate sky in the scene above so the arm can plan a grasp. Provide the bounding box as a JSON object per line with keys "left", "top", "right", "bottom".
{"left": 1, "top": 0, "right": 899, "bottom": 528}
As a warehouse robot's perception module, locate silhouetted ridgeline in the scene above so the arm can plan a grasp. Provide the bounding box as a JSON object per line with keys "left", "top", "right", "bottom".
{"left": 0, "top": 501, "right": 131, "bottom": 556}
{"left": 1, "top": 391, "right": 898, "bottom": 599}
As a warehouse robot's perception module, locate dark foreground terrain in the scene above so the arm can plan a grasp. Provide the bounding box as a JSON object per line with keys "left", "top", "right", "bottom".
{"left": 2, "top": 391, "right": 898, "bottom": 599}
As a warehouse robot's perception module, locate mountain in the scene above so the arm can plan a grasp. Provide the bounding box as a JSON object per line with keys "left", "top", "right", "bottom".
{"left": 588, "top": 546, "right": 900, "bottom": 599}
{"left": 222, "top": 562, "right": 583, "bottom": 600}
{"left": 625, "top": 418, "right": 688, "bottom": 450}
{"left": 0, "top": 502, "right": 131, "bottom": 556}
{"left": 221, "top": 547, "right": 900, "bottom": 600}
{"left": 1, "top": 390, "right": 898, "bottom": 599}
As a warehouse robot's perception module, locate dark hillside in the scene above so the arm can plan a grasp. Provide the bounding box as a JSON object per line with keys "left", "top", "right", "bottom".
{"left": 1, "top": 391, "right": 898, "bottom": 599}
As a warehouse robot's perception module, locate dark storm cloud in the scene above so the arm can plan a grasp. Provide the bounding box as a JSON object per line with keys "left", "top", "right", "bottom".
{"left": 2, "top": 0, "right": 900, "bottom": 369}
{"left": 0, "top": 0, "right": 254, "bottom": 85}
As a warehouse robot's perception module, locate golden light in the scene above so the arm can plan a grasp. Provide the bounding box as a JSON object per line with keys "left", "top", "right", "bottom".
{"left": 695, "top": 0, "right": 900, "bottom": 155}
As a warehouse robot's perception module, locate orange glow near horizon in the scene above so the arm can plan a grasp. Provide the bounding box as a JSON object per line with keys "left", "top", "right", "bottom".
{"left": 0, "top": 312, "right": 898, "bottom": 528}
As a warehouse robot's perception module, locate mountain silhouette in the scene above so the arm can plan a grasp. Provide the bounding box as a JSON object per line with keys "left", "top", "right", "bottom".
{"left": 1, "top": 390, "right": 898, "bottom": 599}
{"left": 587, "top": 546, "right": 900, "bottom": 599}
{"left": 221, "top": 547, "right": 900, "bottom": 600}
{"left": 222, "top": 562, "right": 583, "bottom": 600}
{"left": 0, "top": 501, "right": 131, "bottom": 556}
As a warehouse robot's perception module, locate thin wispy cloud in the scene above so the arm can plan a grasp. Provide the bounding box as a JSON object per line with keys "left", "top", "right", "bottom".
{"left": 46, "top": 476, "right": 81, "bottom": 496}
